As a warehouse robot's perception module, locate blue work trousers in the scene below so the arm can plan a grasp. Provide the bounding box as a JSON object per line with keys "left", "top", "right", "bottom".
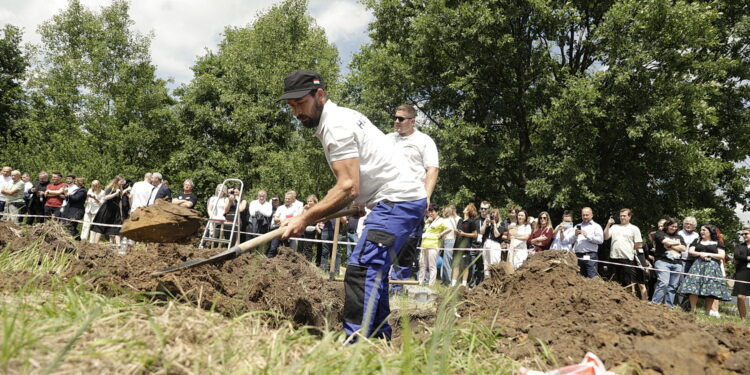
{"left": 390, "top": 224, "right": 423, "bottom": 292}
{"left": 343, "top": 198, "right": 426, "bottom": 340}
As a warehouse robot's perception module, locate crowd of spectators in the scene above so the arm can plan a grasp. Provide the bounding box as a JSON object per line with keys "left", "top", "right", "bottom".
{"left": 1, "top": 164, "right": 748, "bottom": 319}
{"left": 0, "top": 167, "right": 191, "bottom": 246}
{"left": 409, "top": 202, "right": 747, "bottom": 319}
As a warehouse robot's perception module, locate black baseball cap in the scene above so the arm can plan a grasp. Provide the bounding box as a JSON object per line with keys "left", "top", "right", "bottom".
{"left": 278, "top": 70, "right": 325, "bottom": 101}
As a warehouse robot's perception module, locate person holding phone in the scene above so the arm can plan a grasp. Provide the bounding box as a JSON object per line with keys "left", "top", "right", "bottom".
{"left": 551, "top": 211, "right": 576, "bottom": 251}
{"left": 572, "top": 207, "right": 604, "bottom": 278}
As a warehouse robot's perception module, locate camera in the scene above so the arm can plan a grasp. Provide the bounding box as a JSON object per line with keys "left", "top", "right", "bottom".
{"left": 490, "top": 214, "right": 496, "bottom": 221}
{"left": 576, "top": 224, "right": 582, "bottom": 230}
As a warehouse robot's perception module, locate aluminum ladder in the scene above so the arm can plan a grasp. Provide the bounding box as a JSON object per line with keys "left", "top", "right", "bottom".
{"left": 199, "top": 178, "right": 244, "bottom": 249}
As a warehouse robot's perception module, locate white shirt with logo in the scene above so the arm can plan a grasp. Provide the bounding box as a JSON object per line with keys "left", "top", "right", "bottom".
{"left": 315, "top": 101, "right": 426, "bottom": 207}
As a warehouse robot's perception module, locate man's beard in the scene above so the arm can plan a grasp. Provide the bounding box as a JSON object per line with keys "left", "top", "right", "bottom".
{"left": 298, "top": 100, "right": 324, "bottom": 128}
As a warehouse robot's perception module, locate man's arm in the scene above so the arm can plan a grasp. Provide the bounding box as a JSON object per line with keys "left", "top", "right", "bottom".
{"left": 281, "top": 158, "right": 360, "bottom": 240}
{"left": 424, "top": 166, "right": 439, "bottom": 201}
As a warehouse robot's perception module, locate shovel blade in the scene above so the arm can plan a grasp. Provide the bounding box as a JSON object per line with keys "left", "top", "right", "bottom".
{"left": 151, "top": 258, "right": 208, "bottom": 276}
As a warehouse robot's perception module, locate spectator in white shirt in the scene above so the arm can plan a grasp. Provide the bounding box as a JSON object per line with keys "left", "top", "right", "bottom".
{"left": 604, "top": 208, "right": 646, "bottom": 298}
{"left": 676, "top": 216, "right": 699, "bottom": 310}
{"left": 550, "top": 210, "right": 576, "bottom": 251}
{"left": 81, "top": 180, "right": 105, "bottom": 242}
{"left": 247, "top": 189, "right": 273, "bottom": 238}
{"left": 129, "top": 173, "right": 153, "bottom": 213}
{"left": 266, "top": 191, "right": 302, "bottom": 257}
{"left": 0, "top": 166, "right": 11, "bottom": 215}
{"left": 573, "top": 207, "right": 604, "bottom": 278}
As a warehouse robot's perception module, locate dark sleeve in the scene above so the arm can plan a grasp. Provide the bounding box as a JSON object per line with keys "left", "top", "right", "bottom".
{"left": 470, "top": 218, "right": 479, "bottom": 233}
{"left": 69, "top": 188, "right": 87, "bottom": 204}
{"left": 653, "top": 231, "right": 666, "bottom": 244}
{"left": 689, "top": 238, "right": 699, "bottom": 248}
{"left": 678, "top": 236, "right": 686, "bottom": 246}
{"left": 189, "top": 193, "right": 198, "bottom": 205}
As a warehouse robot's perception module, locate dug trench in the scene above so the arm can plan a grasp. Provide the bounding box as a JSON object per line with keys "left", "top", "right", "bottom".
{"left": 2, "top": 221, "right": 750, "bottom": 373}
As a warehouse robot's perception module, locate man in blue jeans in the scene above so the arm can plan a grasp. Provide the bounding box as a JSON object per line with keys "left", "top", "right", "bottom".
{"left": 278, "top": 70, "right": 427, "bottom": 341}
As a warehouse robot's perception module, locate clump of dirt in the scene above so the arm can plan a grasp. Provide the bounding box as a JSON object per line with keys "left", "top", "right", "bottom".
{"left": 0, "top": 220, "right": 78, "bottom": 253}
{"left": 65, "top": 244, "right": 344, "bottom": 328}
{"left": 458, "top": 251, "right": 750, "bottom": 374}
{"left": 120, "top": 199, "right": 202, "bottom": 243}
{"left": 0, "top": 221, "right": 23, "bottom": 247}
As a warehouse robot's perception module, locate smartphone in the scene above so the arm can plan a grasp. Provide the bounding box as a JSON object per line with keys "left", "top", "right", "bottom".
{"left": 576, "top": 224, "right": 582, "bottom": 230}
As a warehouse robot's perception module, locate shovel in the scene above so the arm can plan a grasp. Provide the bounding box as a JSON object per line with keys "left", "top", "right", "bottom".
{"left": 151, "top": 208, "right": 358, "bottom": 276}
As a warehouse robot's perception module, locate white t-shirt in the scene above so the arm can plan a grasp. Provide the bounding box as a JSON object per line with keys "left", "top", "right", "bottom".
{"left": 609, "top": 223, "right": 643, "bottom": 261}
{"left": 385, "top": 129, "right": 439, "bottom": 183}
{"left": 248, "top": 200, "right": 273, "bottom": 217}
{"left": 678, "top": 229, "right": 699, "bottom": 260}
{"left": 442, "top": 216, "right": 457, "bottom": 240}
{"left": 0, "top": 176, "right": 11, "bottom": 202}
{"left": 130, "top": 180, "right": 154, "bottom": 213}
{"left": 315, "top": 101, "right": 426, "bottom": 207}
{"left": 274, "top": 203, "right": 302, "bottom": 221}
{"left": 85, "top": 189, "right": 106, "bottom": 214}
{"left": 550, "top": 226, "right": 576, "bottom": 251}
{"left": 512, "top": 223, "right": 532, "bottom": 251}
{"left": 207, "top": 196, "right": 228, "bottom": 220}
{"left": 62, "top": 185, "right": 80, "bottom": 207}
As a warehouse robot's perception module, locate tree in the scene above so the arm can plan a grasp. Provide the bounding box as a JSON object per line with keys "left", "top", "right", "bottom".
{"left": 348, "top": 0, "right": 750, "bottom": 232}
{"left": 16, "top": 0, "right": 176, "bottom": 182}
{"left": 0, "top": 25, "right": 28, "bottom": 146}
{"left": 170, "top": 0, "right": 339, "bottom": 207}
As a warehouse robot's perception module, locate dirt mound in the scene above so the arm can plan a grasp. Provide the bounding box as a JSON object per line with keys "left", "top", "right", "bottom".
{"left": 65, "top": 244, "right": 344, "bottom": 328}
{"left": 0, "top": 220, "right": 78, "bottom": 253}
{"left": 120, "top": 199, "right": 202, "bottom": 243}
{"left": 458, "top": 251, "right": 750, "bottom": 374}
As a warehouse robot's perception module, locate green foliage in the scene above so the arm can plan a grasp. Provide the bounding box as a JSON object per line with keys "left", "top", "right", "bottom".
{"left": 7, "top": 0, "right": 176, "bottom": 183}
{"left": 0, "top": 25, "right": 28, "bottom": 145}
{"left": 169, "top": 0, "right": 339, "bottom": 205}
{"left": 349, "top": 0, "right": 750, "bottom": 229}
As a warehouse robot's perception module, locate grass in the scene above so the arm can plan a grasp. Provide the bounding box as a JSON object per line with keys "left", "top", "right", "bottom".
{"left": 1, "top": 236, "right": 748, "bottom": 374}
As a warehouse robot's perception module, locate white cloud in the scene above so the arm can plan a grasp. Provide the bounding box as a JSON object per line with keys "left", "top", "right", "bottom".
{"left": 0, "top": 0, "right": 372, "bottom": 88}
{"left": 309, "top": 0, "right": 373, "bottom": 44}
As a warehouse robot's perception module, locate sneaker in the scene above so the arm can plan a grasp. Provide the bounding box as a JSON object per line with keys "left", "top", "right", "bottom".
{"left": 709, "top": 310, "right": 721, "bottom": 318}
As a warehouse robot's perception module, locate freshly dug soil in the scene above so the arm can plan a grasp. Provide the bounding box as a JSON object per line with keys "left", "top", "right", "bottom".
{"left": 0, "top": 220, "right": 78, "bottom": 253}
{"left": 458, "top": 251, "right": 750, "bottom": 374}
{"left": 120, "top": 199, "right": 202, "bottom": 243}
{"left": 65, "top": 244, "right": 344, "bottom": 328}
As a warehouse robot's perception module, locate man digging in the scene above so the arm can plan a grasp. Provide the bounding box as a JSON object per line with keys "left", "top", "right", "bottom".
{"left": 278, "top": 70, "right": 427, "bottom": 341}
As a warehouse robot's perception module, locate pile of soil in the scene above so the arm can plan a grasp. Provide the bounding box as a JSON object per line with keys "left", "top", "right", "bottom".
{"left": 0, "top": 220, "right": 78, "bottom": 253}
{"left": 65, "top": 244, "right": 344, "bottom": 328}
{"left": 458, "top": 251, "right": 750, "bottom": 374}
{"left": 120, "top": 199, "right": 202, "bottom": 243}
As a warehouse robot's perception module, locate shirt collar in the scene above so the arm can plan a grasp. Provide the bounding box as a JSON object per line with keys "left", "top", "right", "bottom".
{"left": 315, "top": 100, "right": 336, "bottom": 137}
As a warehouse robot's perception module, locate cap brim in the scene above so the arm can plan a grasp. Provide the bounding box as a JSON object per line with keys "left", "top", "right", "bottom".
{"left": 277, "top": 89, "right": 311, "bottom": 101}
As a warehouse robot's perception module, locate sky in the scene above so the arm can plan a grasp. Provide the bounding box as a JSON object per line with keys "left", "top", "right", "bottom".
{"left": 0, "top": 0, "right": 373, "bottom": 89}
